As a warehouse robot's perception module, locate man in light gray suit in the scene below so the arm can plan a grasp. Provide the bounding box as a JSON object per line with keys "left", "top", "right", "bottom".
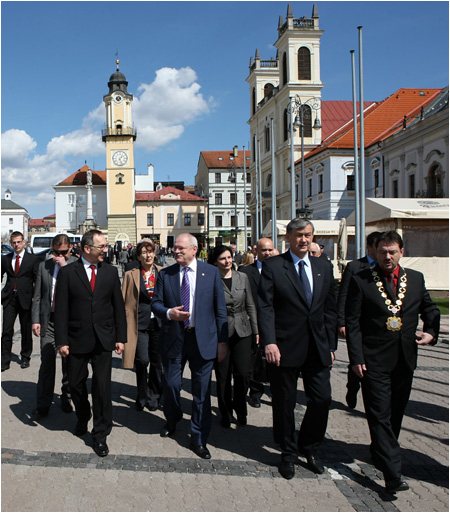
{"left": 31, "top": 234, "right": 77, "bottom": 417}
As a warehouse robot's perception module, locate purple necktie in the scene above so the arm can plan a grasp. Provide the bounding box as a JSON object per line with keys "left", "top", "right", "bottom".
{"left": 181, "top": 266, "right": 190, "bottom": 329}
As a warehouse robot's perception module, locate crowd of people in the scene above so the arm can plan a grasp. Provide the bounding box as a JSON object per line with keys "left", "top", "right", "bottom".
{"left": 1, "top": 221, "right": 440, "bottom": 493}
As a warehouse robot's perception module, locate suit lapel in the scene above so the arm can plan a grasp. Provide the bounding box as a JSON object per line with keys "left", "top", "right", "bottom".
{"left": 309, "top": 258, "right": 323, "bottom": 309}
{"left": 283, "top": 254, "right": 309, "bottom": 307}
{"left": 74, "top": 260, "right": 93, "bottom": 294}
{"left": 169, "top": 264, "right": 182, "bottom": 305}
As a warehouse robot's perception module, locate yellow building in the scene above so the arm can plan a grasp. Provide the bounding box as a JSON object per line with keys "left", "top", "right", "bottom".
{"left": 102, "top": 60, "right": 137, "bottom": 245}
{"left": 136, "top": 186, "right": 208, "bottom": 250}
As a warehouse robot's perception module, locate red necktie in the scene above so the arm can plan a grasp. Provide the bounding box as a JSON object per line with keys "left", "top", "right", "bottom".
{"left": 14, "top": 254, "right": 20, "bottom": 290}
{"left": 89, "top": 265, "right": 96, "bottom": 292}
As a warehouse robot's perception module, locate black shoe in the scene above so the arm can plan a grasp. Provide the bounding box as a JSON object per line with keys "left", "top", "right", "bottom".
{"left": 237, "top": 415, "right": 247, "bottom": 426}
{"left": 146, "top": 404, "right": 158, "bottom": 412}
{"left": 345, "top": 389, "right": 358, "bottom": 409}
{"left": 32, "top": 407, "right": 49, "bottom": 418}
{"left": 279, "top": 461, "right": 295, "bottom": 480}
{"left": 248, "top": 397, "right": 261, "bottom": 408}
{"left": 20, "top": 360, "right": 30, "bottom": 369}
{"left": 306, "top": 454, "right": 325, "bottom": 474}
{"left": 189, "top": 443, "right": 211, "bottom": 459}
{"left": 1, "top": 364, "right": 10, "bottom": 372}
{"left": 135, "top": 402, "right": 144, "bottom": 411}
{"left": 160, "top": 423, "right": 176, "bottom": 438}
{"left": 61, "top": 397, "right": 73, "bottom": 413}
{"left": 93, "top": 440, "right": 109, "bottom": 457}
{"left": 385, "top": 478, "right": 409, "bottom": 493}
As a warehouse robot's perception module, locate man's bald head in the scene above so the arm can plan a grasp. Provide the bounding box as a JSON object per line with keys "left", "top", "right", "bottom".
{"left": 310, "top": 242, "right": 321, "bottom": 257}
{"left": 257, "top": 238, "right": 274, "bottom": 261}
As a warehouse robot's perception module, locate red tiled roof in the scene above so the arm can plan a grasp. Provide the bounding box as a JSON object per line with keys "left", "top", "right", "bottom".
{"left": 321, "top": 100, "right": 375, "bottom": 140}
{"left": 200, "top": 150, "right": 251, "bottom": 169}
{"left": 57, "top": 165, "right": 106, "bottom": 185}
{"left": 136, "top": 186, "right": 204, "bottom": 202}
{"left": 29, "top": 219, "right": 55, "bottom": 227}
{"left": 303, "top": 88, "right": 443, "bottom": 162}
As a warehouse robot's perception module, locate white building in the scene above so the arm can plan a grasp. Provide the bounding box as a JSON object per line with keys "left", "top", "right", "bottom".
{"left": 195, "top": 149, "right": 252, "bottom": 251}
{"left": 53, "top": 165, "right": 108, "bottom": 233}
{"left": 1, "top": 190, "right": 30, "bottom": 241}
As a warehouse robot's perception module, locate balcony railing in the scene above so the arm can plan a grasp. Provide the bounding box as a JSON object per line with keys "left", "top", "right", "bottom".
{"left": 102, "top": 127, "right": 137, "bottom": 142}
{"left": 279, "top": 17, "right": 315, "bottom": 36}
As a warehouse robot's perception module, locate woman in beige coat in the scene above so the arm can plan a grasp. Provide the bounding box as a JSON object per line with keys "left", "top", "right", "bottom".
{"left": 122, "top": 239, "right": 163, "bottom": 411}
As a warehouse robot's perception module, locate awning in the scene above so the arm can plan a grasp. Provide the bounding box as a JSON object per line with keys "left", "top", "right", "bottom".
{"left": 347, "top": 198, "right": 449, "bottom": 224}
{"left": 263, "top": 219, "right": 355, "bottom": 237}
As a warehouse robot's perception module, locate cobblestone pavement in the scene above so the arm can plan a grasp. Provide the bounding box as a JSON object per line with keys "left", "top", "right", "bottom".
{"left": 2, "top": 306, "right": 448, "bottom": 511}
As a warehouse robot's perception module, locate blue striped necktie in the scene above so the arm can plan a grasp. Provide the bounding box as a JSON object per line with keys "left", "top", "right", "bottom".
{"left": 181, "top": 266, "right": 190, "bottom": 329}
{"left": 298, "top": 260, "right": 313, "bottom": 307}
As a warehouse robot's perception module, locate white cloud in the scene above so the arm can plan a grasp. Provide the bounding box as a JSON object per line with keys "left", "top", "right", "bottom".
{"left": 1, "top": 66, "right": 213, "bottom": 215}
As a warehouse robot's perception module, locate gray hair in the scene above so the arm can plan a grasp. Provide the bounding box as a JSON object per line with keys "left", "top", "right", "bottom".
{"left": 286, "top": 218, "right": 314, "bottom": 234}
{"left": 177, "top": 233, "right": 198, "bottom": 248}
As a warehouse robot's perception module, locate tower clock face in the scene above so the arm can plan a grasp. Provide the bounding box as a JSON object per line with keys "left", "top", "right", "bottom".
{"left": 112, "top": 150, "right": 128, "bottom": 166}
{"left": 114, "top": 94, "right": 123, "bottom": 104}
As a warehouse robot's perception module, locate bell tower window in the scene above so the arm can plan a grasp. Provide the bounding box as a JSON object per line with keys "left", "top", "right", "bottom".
{"left": 298, "top": 47, "right": 311, "bottom": 80}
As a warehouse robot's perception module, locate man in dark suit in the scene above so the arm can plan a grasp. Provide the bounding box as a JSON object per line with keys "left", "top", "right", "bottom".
{"left": 1, "top": 231, "right": 38, "bottom": 371}
{"left": 345, "top": 230, "right": 440, "bottom": 493}
{"left": 54, "top": 229, "right": 126, "bottom": 457}
{"left": 31, "top": 234, "right": 77, "bottom": 417}
{"left": 152, "top": 233, "right": 228, "bottom": 460}
{"left": 337, "top": 231, "right": 381, "bottom": 409}
{"left": 258, "top": 218, "right": 337, "bottom": 480}
{"left": 230, "top": 243, "right": 243, "bottom": 268}
{"left": 239, "top": 237, "right": 274, "bottom": 407}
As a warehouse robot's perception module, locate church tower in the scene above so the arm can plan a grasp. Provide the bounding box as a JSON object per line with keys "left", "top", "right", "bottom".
{"left": 103, "top": 59, "right": 137, "bottom": 245}
{"left": 246, "top": 3, "right": 323, "bottom": 235}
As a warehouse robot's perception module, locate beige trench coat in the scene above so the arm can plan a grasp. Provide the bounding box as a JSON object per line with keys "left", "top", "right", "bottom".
{"left": 121, "top": 265, "right": 162, "bottom": 369}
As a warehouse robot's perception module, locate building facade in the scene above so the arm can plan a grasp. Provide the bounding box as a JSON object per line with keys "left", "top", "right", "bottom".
{"left": 195, "top": 149, "right": 252, "bottom": 251}
{"left": 135, "top": 187, "right": 207, "bottom": 249}
{"left": 1, "top": 190, "right": 30, "bottom": 241}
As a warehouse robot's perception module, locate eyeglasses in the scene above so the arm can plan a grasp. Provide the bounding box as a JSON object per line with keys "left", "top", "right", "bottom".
{"left": 89, "top": 244, "right": 108, "bottom": 250}
{"left": 53, "top": 249, "right": 69, "bottom": 256}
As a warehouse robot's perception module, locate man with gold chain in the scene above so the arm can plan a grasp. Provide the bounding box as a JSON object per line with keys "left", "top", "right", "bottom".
{"left": 345, "top": 230, "right": 440, "bottom": 494}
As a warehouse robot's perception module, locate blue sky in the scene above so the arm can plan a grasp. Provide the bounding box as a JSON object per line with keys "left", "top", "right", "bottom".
{"left": 2, "top": 1, "right": 448, "bottom": 219}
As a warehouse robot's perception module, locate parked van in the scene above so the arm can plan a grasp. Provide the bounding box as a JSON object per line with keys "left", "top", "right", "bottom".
{"left": 31, "top": 233, "right": 82, "bottom": 255}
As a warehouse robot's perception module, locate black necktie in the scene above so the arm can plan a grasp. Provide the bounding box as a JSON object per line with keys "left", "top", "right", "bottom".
{"left": 298, "top": 261, "right": 313, "bottom": 307}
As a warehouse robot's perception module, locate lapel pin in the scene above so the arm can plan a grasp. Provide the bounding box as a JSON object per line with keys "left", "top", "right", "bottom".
{"left": 202, "top": 273, "right": 205, "bottom": 276}
{"left": 317, "top": 274, "right": 322, "bottom": 277}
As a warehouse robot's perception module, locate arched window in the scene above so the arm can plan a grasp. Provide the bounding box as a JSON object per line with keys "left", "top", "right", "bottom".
{"left": 427, "top": 163, "right": 444, "bottom": 197}
{"left": 282, "top": 52, "right": 287, "bottom": 85}
{"left": 283, "top": 109, "right": 289, "bottom": 141}
{"left": 264, "top": 126, "right": 270, "bottom": 152}
{"left": 301, "top": 105, "right": 312, "bottom": 138}
{"left": 298, "top": 47, "right": 311, "bottom": 80}
{"left": 264, "top": 83, "right": 274, "bottom": 98}
{"left": 252, "top": 88, "right": 256, "bottom": 115}
{"left": 267, "top": 173, "right": 272, "bottom": 187}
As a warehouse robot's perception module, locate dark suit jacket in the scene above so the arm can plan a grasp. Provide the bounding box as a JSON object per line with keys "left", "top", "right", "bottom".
{"left": 152, "top": 260, "right": 228, "bottom": 360}
{"left": 1, "top": 251, "right": 38, "bottom": 309}
{"left": 54, "top": 259, "right": 127, "bottom": 354}
{"left": 337, "top": 256, "right": 370, "bottom": 326}
{"left": 31, "top": 255, "right": 78, "bottom": 336}
{"left": 345, "top": 264, "right": 440, "bottom": 372}
{"left": 257, "top": 251, "right": 338, "bottom": 367}
{"left": 223, "top": 271, "right": 258, "bottom": 338}
{"left": 238, "top": 262, "right": 260, "bottom": 305}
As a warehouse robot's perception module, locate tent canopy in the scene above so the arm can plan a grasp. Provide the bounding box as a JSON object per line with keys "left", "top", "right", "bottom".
{"left": 347, "top": 198, "right": 449, "bottom": 224}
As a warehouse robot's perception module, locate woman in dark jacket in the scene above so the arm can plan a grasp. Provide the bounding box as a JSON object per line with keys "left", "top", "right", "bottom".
{"left": 208, "top": 245, "right": 258, "bottom": 427}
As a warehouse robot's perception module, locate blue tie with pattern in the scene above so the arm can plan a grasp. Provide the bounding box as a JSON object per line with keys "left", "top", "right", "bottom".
{"left": 181, "top": 266, "right": 190, "bottom": 329}
{"left": 298, "top": 260, "right": 313, "bottom": 307}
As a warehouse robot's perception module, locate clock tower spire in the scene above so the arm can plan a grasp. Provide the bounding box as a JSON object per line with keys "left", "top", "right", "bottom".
{"left": 103, "top": 59, "right": 137, "bottom": 245}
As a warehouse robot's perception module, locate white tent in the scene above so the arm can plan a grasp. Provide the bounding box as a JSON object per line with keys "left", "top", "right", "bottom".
{"left": 347, "top": 198, "right": 449, "bottom": 224}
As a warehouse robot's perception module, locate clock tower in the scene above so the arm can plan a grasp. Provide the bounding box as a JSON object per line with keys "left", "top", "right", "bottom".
{"left": 103, "top": 59, "right": 137, "bottom": 245}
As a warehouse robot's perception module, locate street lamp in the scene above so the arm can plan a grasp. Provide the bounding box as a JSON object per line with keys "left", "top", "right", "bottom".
{"left": 289, "top": 95, "right": 322, "bottom": 219}
{"left": 228, "top": 146, "right": 239, "bottom": 246}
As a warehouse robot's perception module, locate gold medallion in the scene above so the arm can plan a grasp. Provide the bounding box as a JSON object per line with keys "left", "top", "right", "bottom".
{"left": 386, "top": 316, "right": 402, "bottom": 331}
